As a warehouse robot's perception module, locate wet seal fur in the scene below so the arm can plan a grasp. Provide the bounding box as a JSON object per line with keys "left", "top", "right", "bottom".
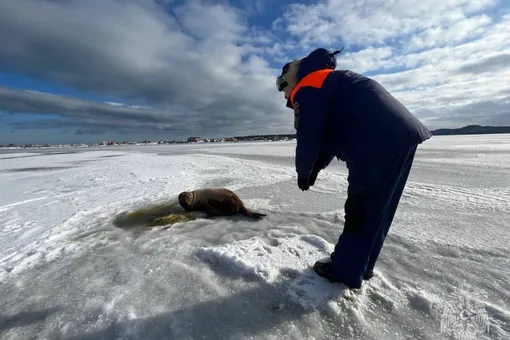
{"left": 178, "top": 188, "right": 266, "bottom": 220}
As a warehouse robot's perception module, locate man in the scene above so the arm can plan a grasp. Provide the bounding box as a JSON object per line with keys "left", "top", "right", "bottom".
{"left": 276, "top": 48, "right": 432, "bottom": 289}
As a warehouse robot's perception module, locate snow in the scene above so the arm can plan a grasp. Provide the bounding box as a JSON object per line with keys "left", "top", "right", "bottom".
{"left": 0, "top": 134, "right": 509, "bottom": 340}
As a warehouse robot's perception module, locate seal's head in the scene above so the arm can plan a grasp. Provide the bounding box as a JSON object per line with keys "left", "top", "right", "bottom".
{"left": 178, "top": 191, "right": 193, "bottom": 210}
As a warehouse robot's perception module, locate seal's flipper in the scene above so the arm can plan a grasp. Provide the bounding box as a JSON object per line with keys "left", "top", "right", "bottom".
{"left": 239, "top": 206, "right": 266, "bottom": 220}
{"left": 248, "top": 212, "right": 267, "bottom": 221}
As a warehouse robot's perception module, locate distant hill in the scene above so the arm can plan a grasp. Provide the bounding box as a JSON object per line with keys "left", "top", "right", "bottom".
{"left": 430, "top": 125, "right": 510, "bottom": 135}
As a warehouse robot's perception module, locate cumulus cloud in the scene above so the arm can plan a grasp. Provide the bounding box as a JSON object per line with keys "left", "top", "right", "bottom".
{"left": 0, "top": 87, "right": 167, "bottom": 122}
{"left": 0, "top": 86, "right": 290, "bottom": 137}
{"left": 276, "top": 0, "right": 510, "bottom": 128}
{"left": 0, "top": 0, "right": 292, "bottom": 140}
{"left": 456, "top": 53, "right": 510, "bottom": 74}
{"left": 279, "top": 0, "right": 499, "bottom": 47}
{"left": 415, "top": 96, "right": 510, "bottom": 128}
{"left": 0, "top": 0, "right": 509, "bottom": 143}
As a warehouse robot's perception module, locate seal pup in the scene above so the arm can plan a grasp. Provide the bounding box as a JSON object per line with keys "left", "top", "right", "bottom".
{"left": 178, "top": 188, "right": 266, "bottom": 220}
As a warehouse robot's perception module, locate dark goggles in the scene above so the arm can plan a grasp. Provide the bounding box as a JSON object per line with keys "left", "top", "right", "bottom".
{"left": 276, "top": 74, "right": 288, "bottom": 92}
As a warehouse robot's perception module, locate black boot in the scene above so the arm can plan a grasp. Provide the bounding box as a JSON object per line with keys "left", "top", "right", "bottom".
{"left": 363, "top": 269, "right": 374, "bottom": 280}
{"left": 313, "top": 261, "right": 339, "bottom": 282}
{"left": 329, "top": 251, "right": 375, "bottom": 281}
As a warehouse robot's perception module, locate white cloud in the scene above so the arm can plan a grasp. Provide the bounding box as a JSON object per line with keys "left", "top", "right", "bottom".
{"left": 406, "top": 14, "right": 492, "bottom": 52}
{"left": 336, "top": 47, "right": 396, "bottom": 73}
{"left": 277, "top": 1, "right": 510, "bottom": 129}
{"left": 0, "top": 0, "right": 293, "bottom": 139}
{"left": 0, "top": 0, "right": 509, "bottom": 143}
{"left": 279, "top": 0, "right": 500, "bottom": 49}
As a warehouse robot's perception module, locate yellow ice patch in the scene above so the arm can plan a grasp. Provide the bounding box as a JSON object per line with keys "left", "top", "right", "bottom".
{"left": 113, "top": 201, "right": 198, "bottom": 229}
{"left": 147, "top": 213, "right": 195, "bottom": 227}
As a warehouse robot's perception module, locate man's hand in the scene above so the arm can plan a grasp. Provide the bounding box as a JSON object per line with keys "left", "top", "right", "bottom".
{"left": 309, "top": 167, "right": 320, "bottom": 186}
{"left": 296, "top": 152, "right": 332, "bottom": 191}
{"left": 297, "top": 175, "right": 310, "bottom": 191}
{"left": 308, "top": 152, "right": 332, "bottom": 187}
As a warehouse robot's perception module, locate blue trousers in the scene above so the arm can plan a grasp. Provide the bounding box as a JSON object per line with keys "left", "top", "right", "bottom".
{"left": 332, "top": 145, "right": 417, "bottom": 288}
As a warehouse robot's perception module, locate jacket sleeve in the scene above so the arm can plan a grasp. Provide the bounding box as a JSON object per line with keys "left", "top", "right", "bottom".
{"left": 294, "top": 87, "right": 331, "bottom": 177}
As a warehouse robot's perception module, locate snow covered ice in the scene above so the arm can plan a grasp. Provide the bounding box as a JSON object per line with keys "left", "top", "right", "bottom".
{"left": 0, "top": 134, "right": 509, "bottom": 340}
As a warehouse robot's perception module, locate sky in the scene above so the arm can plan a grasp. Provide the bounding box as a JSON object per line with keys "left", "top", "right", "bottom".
{"left": 0, "top": 0, "right": 509, "bottom": 145}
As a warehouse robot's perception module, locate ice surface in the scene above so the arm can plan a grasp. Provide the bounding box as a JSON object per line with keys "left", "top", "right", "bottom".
{"left": 0, "top": 135, "right": 509, "bottom": 340}
{"left": 197, "top": 234, "right": 332, "bottom": 283}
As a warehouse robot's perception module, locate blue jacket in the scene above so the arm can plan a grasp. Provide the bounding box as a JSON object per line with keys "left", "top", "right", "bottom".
{"left": 289, "top": 48, "right": 432, "bottom": 177}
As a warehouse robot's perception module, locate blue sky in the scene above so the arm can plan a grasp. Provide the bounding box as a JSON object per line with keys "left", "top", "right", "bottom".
{"left": 0, "top": 0, "right": 509, "bottom": 145}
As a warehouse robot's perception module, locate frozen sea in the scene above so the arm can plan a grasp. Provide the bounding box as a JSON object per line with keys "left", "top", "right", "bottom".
{"left": 0, "top": 134, "right": 509, "bottom": 340}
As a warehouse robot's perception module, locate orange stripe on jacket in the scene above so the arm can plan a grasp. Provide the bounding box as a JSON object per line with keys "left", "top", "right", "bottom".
{"left": 290, "top": 69, "right": 333, "bottom": 108}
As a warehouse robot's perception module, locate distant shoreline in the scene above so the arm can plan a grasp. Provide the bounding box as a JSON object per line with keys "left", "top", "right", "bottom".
{"left": 429, "top": 125, "right": 510, "bottom": 135}
{"left": 1, "top": 125, "right": 509, "bottom": 149}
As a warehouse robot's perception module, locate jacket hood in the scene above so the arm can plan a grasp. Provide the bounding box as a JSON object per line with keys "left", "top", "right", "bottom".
{"left": 297, "top": 48, "right": 343, "bottom": 81}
